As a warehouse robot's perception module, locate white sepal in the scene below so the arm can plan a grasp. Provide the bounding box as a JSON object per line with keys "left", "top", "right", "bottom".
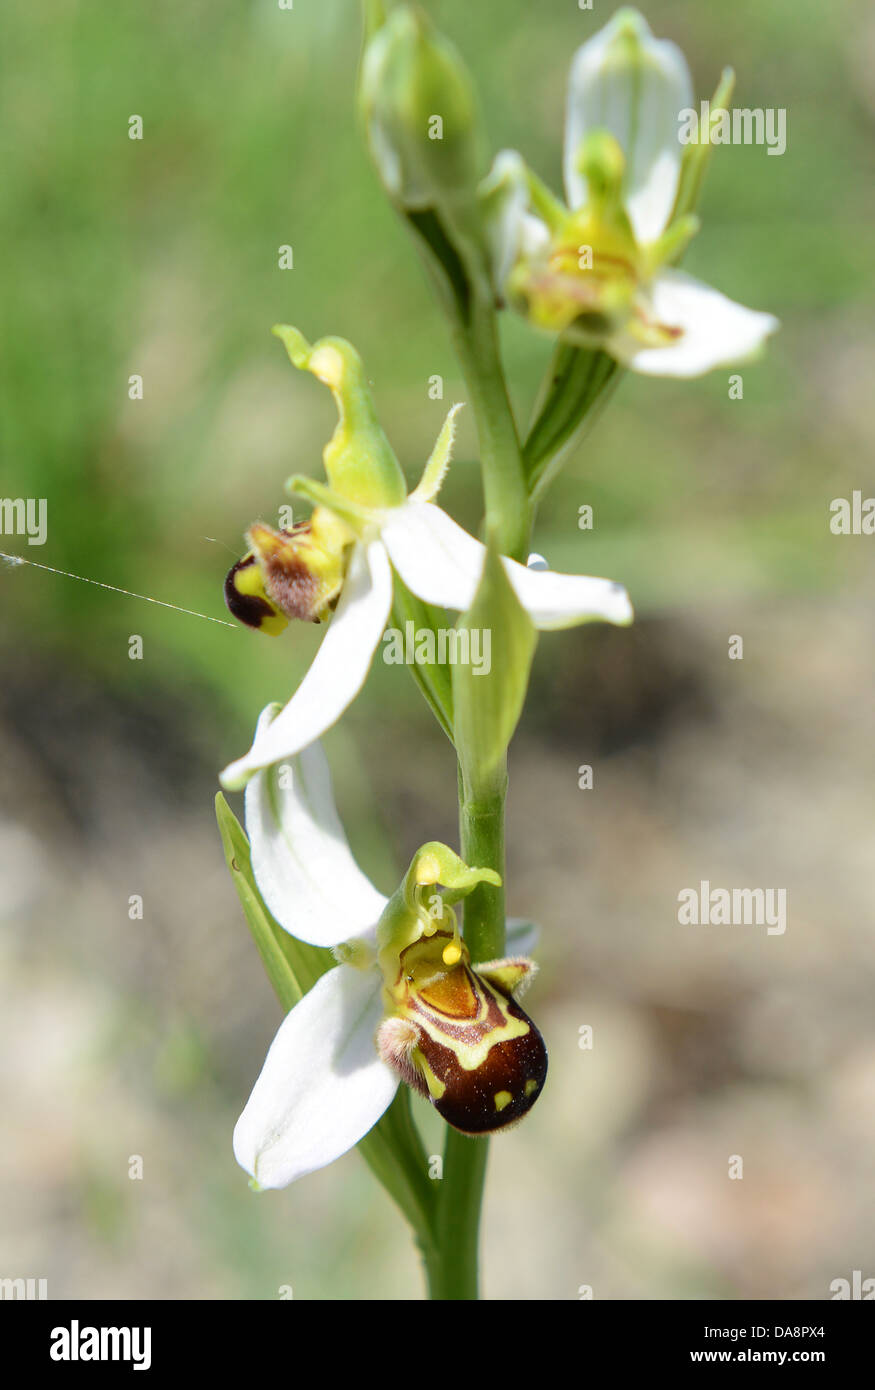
{"left": 233, "top": 964, "right": 398, "bottom": 1190}
{"left": 611, "top": 269, "right": 780, "bottom": 377}
{"left": 245, "top": 715, "right": 387, "bottom": 947}
{"left": 382, "top": 501, "right": 633, "bottom": 630}
{"left": 564, "top": 11, "right": 692, "bottom": 243}
{"left": 220, "top": 539, "right": 393, "bottom": 789}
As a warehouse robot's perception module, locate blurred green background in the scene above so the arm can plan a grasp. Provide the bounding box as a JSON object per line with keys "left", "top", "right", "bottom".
{"left": 1, "top": 0, "right": 873, "bottom": 1299}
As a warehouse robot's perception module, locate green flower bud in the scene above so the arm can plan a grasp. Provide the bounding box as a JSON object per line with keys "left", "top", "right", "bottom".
{"left": 360, "top": 6, "right": 482, "bottom": 212}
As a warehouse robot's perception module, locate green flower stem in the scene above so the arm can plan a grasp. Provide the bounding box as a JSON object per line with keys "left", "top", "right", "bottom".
{"left": 426, "top": 1129, "right": 490, "bottom": 1300}
{"left": 423, "top": 757, "right": 507, "bottom": 1300}
{"left": 451, "top": 298, "right": 530, "bottom": 564}
{"left": 458, "top": 763, "right": 507, "bottom": 964}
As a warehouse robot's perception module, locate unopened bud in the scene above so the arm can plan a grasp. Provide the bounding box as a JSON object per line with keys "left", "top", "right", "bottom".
{"left": 360, "top": 6, "right": 481, "bottom": 211}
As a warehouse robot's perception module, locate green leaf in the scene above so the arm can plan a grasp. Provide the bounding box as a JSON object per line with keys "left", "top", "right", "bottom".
{"left": 391, "top": 575, "right": 455, "bottom": 740}
{"left": 451, "top": 541, "right": 537, "bottom": 798}
{"left": 523, "top": 342, "right": 621, "bottom": 500}
{"left": 670, "top": 67, "right": 736, "bottom": 229}
{"left": 215, "top": 794, "right": 333, "bottom": 1011}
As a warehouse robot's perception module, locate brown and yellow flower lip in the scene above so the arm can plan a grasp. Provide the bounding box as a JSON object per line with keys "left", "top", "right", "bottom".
{"left": 224, "top": 512, "right": 351, "bottom": 633}
{"left": 224, "top": 551, "right": 289, "bottom": 634}
{"left": 247, "top": 522, "right": 327, "bottom": 624}
{"left": 413, "top": 990, "right": 548, "bottom": 1135}
{"left": 378, "top": 929, "right": 548, "bottom": 1135}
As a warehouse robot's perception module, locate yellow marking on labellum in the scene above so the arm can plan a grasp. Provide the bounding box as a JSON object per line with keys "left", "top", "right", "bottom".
{"left": 411, "top": 1046, "right": 446, "bottom": 1100}
{"left": 415, "top": 974, "right": 530, "bottom": 1073}
{"left": 225, "top": 552, "right": 289, "bottom": 634}
{"left": 389, "top": 932, "right": 531, "bottom": 1072}
{"left": 379, "top": 926, "right": 548, "bottom": 1135}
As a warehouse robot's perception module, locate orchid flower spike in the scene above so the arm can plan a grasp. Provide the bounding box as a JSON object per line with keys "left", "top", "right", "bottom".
{"left": 480, "top": 8, "right": 778, "bottom": 376}
{"left": 219, "top": 325, "right": 632, "bottom": 789}
{"left": 233, "top": 708, "right": 546, "bottom": 1189}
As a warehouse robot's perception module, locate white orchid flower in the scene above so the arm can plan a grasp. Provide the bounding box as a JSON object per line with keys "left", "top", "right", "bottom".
{"left": 219, "top": 327, "right": 632, "bottom": 791}
{"left": 480, "top": 8, "right": 778, "bottom": 376}
{"left": 233, "top": 708, "right": 544, "bottom": 1189}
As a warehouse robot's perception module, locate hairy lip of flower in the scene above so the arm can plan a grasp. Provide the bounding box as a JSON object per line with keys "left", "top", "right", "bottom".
{"left": 377, "top": 929, "right": 549, "bottom": 1135}
{"left": 225, "top": 518, "right": 351, "bottom": 630}
{"left": 252, "top": 523, "right": 343, "bottom": 624}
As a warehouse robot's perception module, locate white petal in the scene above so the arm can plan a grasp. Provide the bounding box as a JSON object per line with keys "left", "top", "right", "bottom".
{"left": 505, "top": 554, "right": 633, "bottom": 629}
{"left": 564, "top": 12, "right": 692, "bottom": 242}
{"left": 479, "top": 149, "right": 539, "bottom": 291}
{"left": 381, "top": 501, "right": 485, "bottom": 610}
{"left": 612, "top": 269, "right": 780, "bottom": 377}
{"left": 244, "top": 712, "right": 388, "bottom": 947}
{"left": 382, "top": 502, "right": 632, "bottom": 631}
{"left": 220, "top": 539, "right": 394, "bottom": 789}
{"left": 233, "top": 964, "right": 398, "bottom": 1189}
{"left": 520, "top": 212, "right": 551, "bottom": 259}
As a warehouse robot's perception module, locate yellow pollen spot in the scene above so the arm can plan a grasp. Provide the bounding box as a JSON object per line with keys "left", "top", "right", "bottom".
{"left": 414, "top": 853, "right": 442, "bottom": 886}
{"left": 442, "top": 941, "right": 462, "bottom": 965}
{"left": 494, "top": 1090, "right": 513, "bottom": 1113}
{"left": 524, "top": 1079, "right": 539, "bottom": 1098}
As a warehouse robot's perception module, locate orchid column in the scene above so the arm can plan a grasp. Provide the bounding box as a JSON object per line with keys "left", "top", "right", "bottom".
{"left": 216, "top": 3, "right": 777, "bottom": 1301}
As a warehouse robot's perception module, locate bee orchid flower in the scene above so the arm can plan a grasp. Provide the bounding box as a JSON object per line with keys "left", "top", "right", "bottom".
{"left": 233, "top": 706, "right": 545, "bottom": 1189}
{"left": 219, "top": 326, "right": 632, "bottom": 790}
{"left": 480, "top": 8, "right": 778, "bottom": 376}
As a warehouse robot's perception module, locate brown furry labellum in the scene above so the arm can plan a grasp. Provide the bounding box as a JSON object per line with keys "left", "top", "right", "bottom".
{"left": 377, "top": 931, "right": 548, "bottom": 1135}
{"left": 223, "top": 520, "right": 345, "bottom": 632}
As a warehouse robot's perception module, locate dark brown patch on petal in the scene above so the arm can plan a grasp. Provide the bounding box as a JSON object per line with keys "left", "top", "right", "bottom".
{"left": 416, "top": 994, "right": 549, "bottom": 1135}
{"left": 224, "top": 556, "right": 277, "bottom": 629}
